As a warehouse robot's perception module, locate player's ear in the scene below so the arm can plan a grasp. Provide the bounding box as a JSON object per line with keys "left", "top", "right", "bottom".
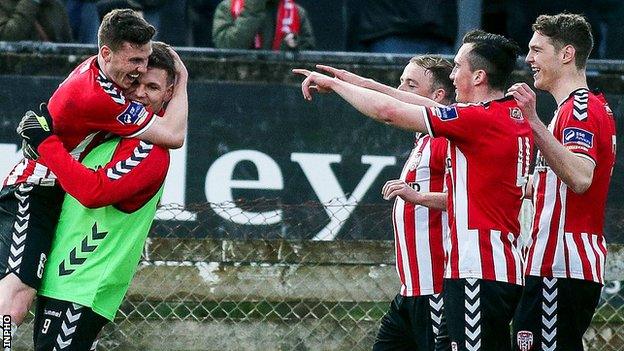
{"left": 432, "top": 88, "right": 447, "bottom": 104}
{"left": 100, "top": 45, "right": 112, "bottom": 63}
{"left": 164, "top": 84, "right": 174, "bottom": 102}
{"left": 473, "top": 69, "right": 486, "bottom": 86}
{"left": 561, "top": 44, "right": 575, "bottom": 65}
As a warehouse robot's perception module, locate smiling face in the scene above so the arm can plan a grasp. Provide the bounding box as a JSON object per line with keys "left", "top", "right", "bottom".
{"left": 450, "top": 43, "right": 477, "bottom": 103}
{"left": 397, "top": 62, "right": 437, "bottom": 99}
{"left": 101, "top": 41, "right": 152, "bottom": 90}
{"left": 526, "top": 31, "right": 563, "bottom": 92}
{"left": 125, "top": 66, "right": 173, "bottom": 113}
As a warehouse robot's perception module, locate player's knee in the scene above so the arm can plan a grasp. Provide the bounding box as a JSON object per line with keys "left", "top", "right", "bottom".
{"left": 2, "top": 282, "right": 36, "bottom": 325}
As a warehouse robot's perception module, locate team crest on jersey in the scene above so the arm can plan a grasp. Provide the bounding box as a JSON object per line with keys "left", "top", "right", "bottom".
{"left": 117, "top": 102, "right": 149, "bottom": 126}
{"left": 434, "top": 106, "right": 458, "bottom": 121}
{"left": 516, "top": 331, "right": 533, "bottom": 351}
{"left": 509, "top": 107, "right": 524, "bottom": 120}
{"left": 563, "top": 127, "right": 594, "bottom": 148}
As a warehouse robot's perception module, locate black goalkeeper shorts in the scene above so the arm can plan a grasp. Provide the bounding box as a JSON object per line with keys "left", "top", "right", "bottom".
{"left": 0, "top": 183, "right": 64, "bottom": 289}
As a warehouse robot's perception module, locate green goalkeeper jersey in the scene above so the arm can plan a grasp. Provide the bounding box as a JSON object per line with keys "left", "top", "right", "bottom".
{"left": 39, "top": 137, "right": 164, "bottom": 321}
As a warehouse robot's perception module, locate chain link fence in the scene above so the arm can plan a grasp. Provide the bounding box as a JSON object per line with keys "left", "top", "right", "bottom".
{"left": 12, "top": 201, "right": 624, "bottom": 350}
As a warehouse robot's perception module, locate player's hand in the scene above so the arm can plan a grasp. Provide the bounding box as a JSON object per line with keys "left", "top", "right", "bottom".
{"left": 292, "top": 69, "right": 336, "bottom": 100}
{"left": 507, "top": 83, "right": 538, "bottom": 122}
{"left": 316, "top": 64, "right": 370, "bottom": 87}
{"left": 381, "top": 179, "right": 421, "bottom": 204}
{"left": 167, "top": 46, "right": 188, "bottom": 83}
{"left": 17, "top": 104, "right": 53, "bottom": 160}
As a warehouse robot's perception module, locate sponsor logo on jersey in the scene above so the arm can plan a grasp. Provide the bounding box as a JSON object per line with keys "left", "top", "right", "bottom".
{"left": 562, "top": 127, "right": 594, "bottom": 149}
{"left": 535, "top": 154, "right": 549, "bottom": 172}
{"left": 434, "top": 106, "right": 458, "bottom": 121}
{"left": 43, "top": 309, "right": 62, "bottom": 318}
{"left": 509, "top": 107, "right": 524, "bottom": 120}
{"left": 117, "top": 102, "right": 149, "bottom": 126}
{"left": 451, "top": 342, "right": 458, "bottom": 351}
{"left": 516, "top": 331, "right": 533, "bottom": 351}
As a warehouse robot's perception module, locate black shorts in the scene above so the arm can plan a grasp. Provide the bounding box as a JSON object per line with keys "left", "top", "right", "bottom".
{"left": 373, "top": 293, "right": 450, "bottom": 351}
{"left": 0, "top": 183, "right": 64, "bottom": 289}
{"left": 443, "top": 278, "right": 522, "bottom": 351}
{"left": 512, "top": 276, "right": 602, "bottom": 351}
{"left": 33, "top": 296, "right": 108, "bottom": 351}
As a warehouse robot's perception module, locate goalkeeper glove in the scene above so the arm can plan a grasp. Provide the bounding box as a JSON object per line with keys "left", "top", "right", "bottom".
{"left": 17, "top": 104, "right": 53, "bottom": 160}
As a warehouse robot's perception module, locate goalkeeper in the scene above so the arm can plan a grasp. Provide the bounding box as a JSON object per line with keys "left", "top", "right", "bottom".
{"left": 18, "top": 42, "right": 175, "bottom": 351}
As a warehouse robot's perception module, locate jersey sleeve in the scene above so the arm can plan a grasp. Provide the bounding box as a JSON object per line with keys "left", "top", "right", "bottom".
{"left": 556, "top": 102, "right": 603, "bottom": 165}
{"left": 424, "top": 104, "right": 489, "bottom": 144}
{"left": 38, "top": 135, "right": 169, "bottom": 211}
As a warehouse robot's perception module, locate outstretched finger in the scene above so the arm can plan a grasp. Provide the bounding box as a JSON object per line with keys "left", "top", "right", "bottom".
{"left": 316, "top": 64, "right": 340, "bottom": 76}
{"left": 292, "top": 68, "right": 312, "bottom": 77}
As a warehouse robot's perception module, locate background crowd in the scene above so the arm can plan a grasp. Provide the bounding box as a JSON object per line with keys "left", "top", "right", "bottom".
{"left": 0, "top": 0, "right": 623, "bottom": 58}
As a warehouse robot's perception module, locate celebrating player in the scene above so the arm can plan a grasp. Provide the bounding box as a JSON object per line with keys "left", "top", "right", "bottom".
{"left": 295, "top": 30, "right": 532, "bottom": 351}
{"left": 0, "top": 9, "right": 187, "bottom": 340}
{"left": 509, "top": 13, "right": 616, "bottom": 351}
{"left": 17, "top": 42, "right": 176, "bottom": 351}
{"left": 307, "top": 55, "right": 454, "bottom": 350}
{"left": 376, "top": 56, "right": 453, "bottom": 351}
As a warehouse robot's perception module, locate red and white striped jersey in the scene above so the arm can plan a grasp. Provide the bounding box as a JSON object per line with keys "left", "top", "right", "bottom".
{"left": 525, "top": 89, "right": 616, "bottom": 284}
{"left": 423, "top": 97, "right": 534, "bottom": 285}
{"left": 4, "top": 56, "right": 156, "bottom": 186}
{"left": 392, "top": 134, "right": 449, "bottom": 296}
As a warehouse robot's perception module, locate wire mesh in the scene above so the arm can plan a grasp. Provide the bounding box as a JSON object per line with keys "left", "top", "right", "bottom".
{"left": 10, "top": 200, "right": 624, "bottom": 350}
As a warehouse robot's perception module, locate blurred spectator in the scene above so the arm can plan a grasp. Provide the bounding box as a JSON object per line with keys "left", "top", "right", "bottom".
{"left": 95, "top": 0, "right": 142, "bottom": 21}
{"left": 64, "top": 0, "right": 99, "bottom": 43}
{"left": 598, "top": 0, "right": 624, "bottom": 59}
{"left": 347, "top": 0, "right": 456, "bottom": 54}
{"left": 212, "top": 0, "right": 315, "bottom": 51}
{"left": 154, "top": 0, "right": 189, "bottom": 46}
{"left": 0, "top": 0, "right": 73, "bottom": 42}
{"left": 188, "top": 0, "right": 220, "bottom": 47}
{"left": 96, "top": 0, "right": 190, "bottom": 46}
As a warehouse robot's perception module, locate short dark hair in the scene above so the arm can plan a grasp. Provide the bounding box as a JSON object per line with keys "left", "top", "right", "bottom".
{"left": 532, "top": 13, "right": 593, "bottom": 70}
{"left": 98, "top": 9, "right": 156, "bottom": 51}
{"left": 148, "top": 42, "right": 176, "bottom": 85}
{"left": 409, "top": 55, "right": 454, "bottom": 103}
{"left": 462, "top": 29, "right": 520, "bottom": 91}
